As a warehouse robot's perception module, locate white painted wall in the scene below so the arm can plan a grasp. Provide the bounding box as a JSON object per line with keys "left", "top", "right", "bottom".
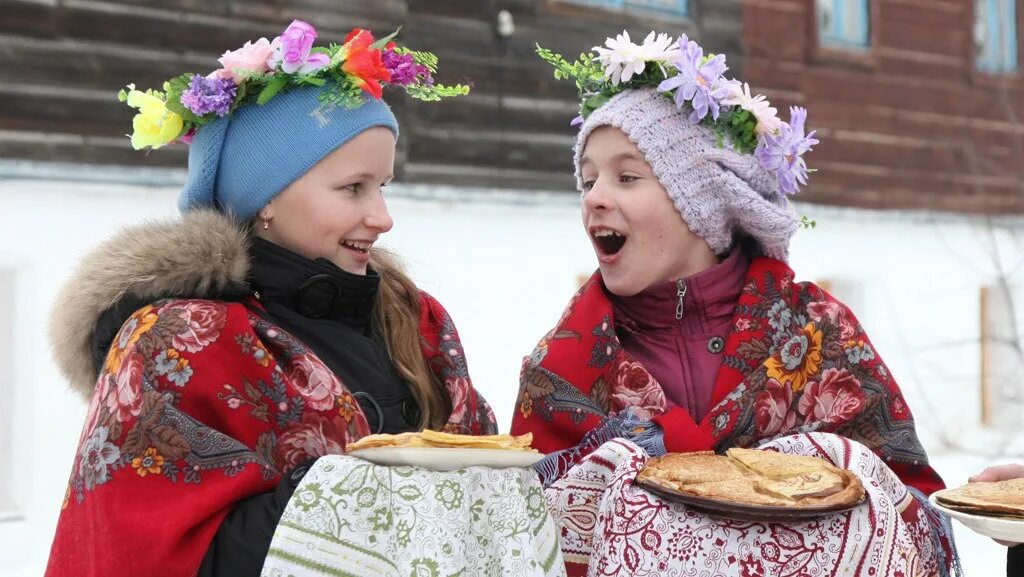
{"left": 1, "top": 173, "right": 1021, "bottom": 576}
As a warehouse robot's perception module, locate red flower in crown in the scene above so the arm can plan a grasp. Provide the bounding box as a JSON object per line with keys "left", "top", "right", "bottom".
{"left": 341, "top": 28, "right": 392, "bottom": 99}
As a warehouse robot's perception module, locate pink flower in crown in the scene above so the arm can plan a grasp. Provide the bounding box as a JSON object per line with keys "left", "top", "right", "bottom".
{"left": 213, "top": 37, "right": 276, "bottom": 83}
{"left": 267, "top": 20, "right": 330, "bottom": 75}
{"left": 177, "top": 127, "right": 197, "bottom": 145}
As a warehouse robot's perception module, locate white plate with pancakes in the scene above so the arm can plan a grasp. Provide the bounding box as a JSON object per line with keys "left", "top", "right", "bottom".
{"left": 930, "top": 479, "right": 1024, "bottom": 543}
{"left": 347, "top": 430, "right": 544, "bottom": 472}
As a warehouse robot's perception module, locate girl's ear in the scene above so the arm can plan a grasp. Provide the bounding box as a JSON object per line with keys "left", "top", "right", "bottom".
{"left": 258, "top": 200, "right": 274, "bottom": 221}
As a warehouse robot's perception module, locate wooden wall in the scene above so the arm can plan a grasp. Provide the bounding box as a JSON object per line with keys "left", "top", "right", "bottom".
{"left": 744, "top": 0, "right": 1024, "bottom": 214}
{"left": 0, "top": 0, "right": 741, "bottom": 191}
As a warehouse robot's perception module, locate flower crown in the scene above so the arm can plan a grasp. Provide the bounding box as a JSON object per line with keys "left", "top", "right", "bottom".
{"left": 119, "top": 20, "right": 470, "bottom": 150}
{"left": 538, "top": 31, "right": 819, "bottom": 196}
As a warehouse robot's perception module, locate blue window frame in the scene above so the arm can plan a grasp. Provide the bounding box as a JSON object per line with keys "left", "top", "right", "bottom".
{"left": 563, "top": 0, "right": 688, "bottom": 17}
{"left": 976, "top": 0, "right": 1018, "bottom": 73}
{"left": 816, "top": 0, "right": 871, "bottom": 51}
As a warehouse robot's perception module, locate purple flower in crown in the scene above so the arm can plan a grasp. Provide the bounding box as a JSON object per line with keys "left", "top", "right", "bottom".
{"left": 755, "top": 106, "right": 819, "bottom": 195}
{"left": 381, "top": 47, "right": 432, "bottom": 87}
{"left": 180, "top": 74, "right": 237, "bottom": 117}
{"left": 268, "top": 19, "right": 330, "bottom": 75}
{"left": 657, "top": 35, "right": 732, "bottom": 123}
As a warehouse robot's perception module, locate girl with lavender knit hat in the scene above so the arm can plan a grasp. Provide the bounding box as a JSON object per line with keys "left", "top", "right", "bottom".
{"left": 511, "top": 31, "right": 959, "bottom": 576}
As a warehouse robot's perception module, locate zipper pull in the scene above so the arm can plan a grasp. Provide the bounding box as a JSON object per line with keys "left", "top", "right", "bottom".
{"left": 675, "top": 278, "right": 687, "bottom": 320}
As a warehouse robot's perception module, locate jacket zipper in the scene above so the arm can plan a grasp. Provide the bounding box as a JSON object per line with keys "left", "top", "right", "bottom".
{"left": 675, "top": 278, "right": 687, "bottom": 320}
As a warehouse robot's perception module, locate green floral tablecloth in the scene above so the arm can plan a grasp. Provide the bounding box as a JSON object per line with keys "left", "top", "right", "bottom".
{"left": 261, "top": 454, "right": 566, "bottom": 577}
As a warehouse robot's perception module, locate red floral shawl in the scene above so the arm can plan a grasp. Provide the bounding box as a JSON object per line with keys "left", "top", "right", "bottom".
{"left": 45, "top": 293, "right": 496, "bottom": 577}
{"left": 511, "top": 257, "right": 944, "bottom": 495}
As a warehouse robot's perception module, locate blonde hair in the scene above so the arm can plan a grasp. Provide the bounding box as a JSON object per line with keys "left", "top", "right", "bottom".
{"left": 369, "top": 248, "right": 452, "bottom": 429}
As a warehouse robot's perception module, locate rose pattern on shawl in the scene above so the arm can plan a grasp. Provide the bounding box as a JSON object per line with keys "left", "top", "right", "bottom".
{"left": 277, "top": 412, "right": 349, "bottom": 469}
{"left": 286, "top": 353, "right": 347, "bottom": 412}
{"left": 807, "top": 300, "right": 856, "bottom": 340}
{"left": 167, "top": 301, "right": 227, "bottom": 353}
{"left": 446, "top": 376, "right": 471, "bottom": 424}
{"left": 798, "top": 367, "right": 866, "bottom": 426}
{"left": 753, "top": 377, "right": 796, "bottom": 436}
{"left": 105, "top": 352, "right": 145, "bottom": 423}
{"left": 65, "top": 300, "right": 369, "bottom": 504}
{"left": 610, "top": 360, "right": 666, "bottom": 420}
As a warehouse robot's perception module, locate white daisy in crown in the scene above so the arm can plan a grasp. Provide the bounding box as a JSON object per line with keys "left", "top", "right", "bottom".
{"left": 722, "top": 81, "right": 783, "bottom": 135}
{"left": 593, "top": 31, "right": 678, "bottom": 85}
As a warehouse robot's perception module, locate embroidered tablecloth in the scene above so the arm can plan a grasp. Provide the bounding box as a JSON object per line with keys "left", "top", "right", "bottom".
{"left": 544, "top": 432, "right": 954, "bottom": 577}
{"left": 262, "top": 454, "right": 567, "bottom": 577}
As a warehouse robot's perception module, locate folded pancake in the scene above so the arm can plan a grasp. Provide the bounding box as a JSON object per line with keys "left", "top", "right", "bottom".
{"left": 637, "top": 447, "right": 865, "bottom": 510}
{"left": 685, "top": 478, "right": 792, "bottom": 507}
{"left": 756, "top": 470, "right": 846, "bottom": 500}
{"left": 640, "top": 452, "right": 745, "bottom": 485}
{"left": 758, "top": 470, "right": 865, "bottom": 508}
{"left": 726, "top": 447, "right": 838, "bottom": 479}
{"left": 346, "top": 430, "right": 538, "bottom": 453}
{"left": 936, "top": 478, "right": 1024, "bottom": 517}
{"left": 419, "top": 429, "right": 535, "bottom": 450}
{"left": 346, "top": 432, "right": 419, "bottom": 451}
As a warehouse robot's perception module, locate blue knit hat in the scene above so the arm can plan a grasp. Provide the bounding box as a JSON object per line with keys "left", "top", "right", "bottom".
{"left": 118, "top": 20, "right": 469, "bottom": 214}
{"left": 178, "top": 84, "right": 399, "bottom": 222}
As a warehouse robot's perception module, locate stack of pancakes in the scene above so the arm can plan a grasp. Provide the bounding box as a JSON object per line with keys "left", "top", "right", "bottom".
{"left": 346, "top": 429, "right": 539, "bottom": 453}
{"left": 637, "top": 447, "right": 865, "bottom": 509}
{"left": 934, "top": 479, "right": 1024, "bottom": 519}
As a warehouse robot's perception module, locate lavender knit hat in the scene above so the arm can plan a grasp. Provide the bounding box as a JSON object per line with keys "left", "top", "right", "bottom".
{"left": 541, "top": 30, "right": 819, "bottom": 262}
{"left": 573, "top": 88, "right": 798, "bottom": 261}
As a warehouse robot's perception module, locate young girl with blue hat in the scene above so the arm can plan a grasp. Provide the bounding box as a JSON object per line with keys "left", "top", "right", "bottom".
{"left": 45, "top": 20, "right": 496, "bottom": 577}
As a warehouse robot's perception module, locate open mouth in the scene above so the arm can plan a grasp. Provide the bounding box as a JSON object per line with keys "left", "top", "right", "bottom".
{"left": 341, "top": 240, "right": 372, "bottom": 254}
{"left": 591, "top": 228, "right": 627, "bottom": 256}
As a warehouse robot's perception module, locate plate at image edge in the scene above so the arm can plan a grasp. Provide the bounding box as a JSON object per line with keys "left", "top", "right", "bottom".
{"left": 929, "top": 491, "right": 1024, "bottom": 543}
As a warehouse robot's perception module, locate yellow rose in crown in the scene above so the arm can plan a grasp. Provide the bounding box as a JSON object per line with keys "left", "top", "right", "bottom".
{"left": 121, "top": 86, "right": 184, "bottom": 149}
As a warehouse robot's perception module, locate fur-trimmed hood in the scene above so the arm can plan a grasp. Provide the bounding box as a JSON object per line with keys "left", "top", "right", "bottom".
{"left": 50, "top": 210, "right": 251, "bottom": 401}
